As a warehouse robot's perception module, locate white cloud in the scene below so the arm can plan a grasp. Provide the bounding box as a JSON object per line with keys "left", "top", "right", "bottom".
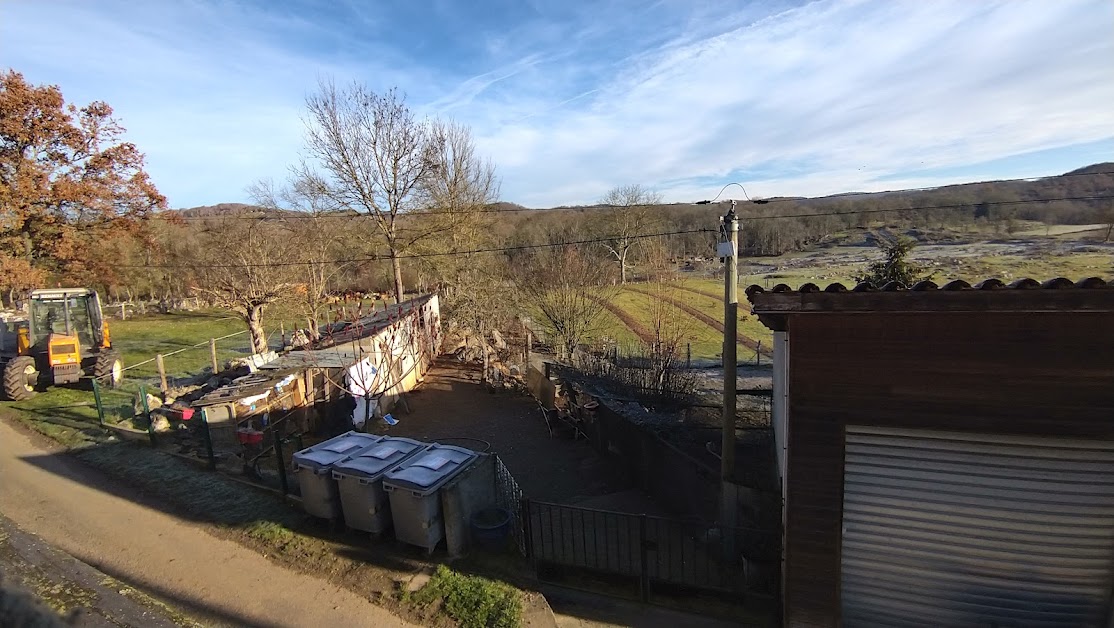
{"left": 467, "top": 0, "right": 1114, "bottom": 205}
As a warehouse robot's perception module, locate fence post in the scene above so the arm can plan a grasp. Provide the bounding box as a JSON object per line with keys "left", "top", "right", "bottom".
{"left": 756, "top": 341, "right": 762, "bottom": 366}
{"left": 91, "top": 379, "right": 106, "bottom": 428}
{"left": 139, "top": 384, "right": 156, "bottom": 446}
{"left": 639, "top": 514, "right": 650, "bottom": 603}
{"left": 522, "top": 497, "right": 534, "bottom": 565}
{"left": 155, "top": 354, "right": 168, "bottom": 393}
{"left": 201, "top": 409, "right": 216, "bottom": 470}
{"left": 273, "top": 427, "right": 289, "bottom": 496}
{"left": 687, "top": 343, "right": 692, "bottom": 368}
{"left": 209, "top": 338, "right": 219, "bottom": 374}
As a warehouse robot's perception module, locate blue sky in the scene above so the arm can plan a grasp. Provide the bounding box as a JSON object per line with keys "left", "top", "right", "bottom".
{"left": 2, "top": 0, "right": 1112, "bottom": 208}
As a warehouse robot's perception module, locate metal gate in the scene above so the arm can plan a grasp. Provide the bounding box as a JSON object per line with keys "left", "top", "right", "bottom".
{"left": 524, "top": 499, "right": 779, "bottom": 603}
{"left": 841, "top": 425, "right": 1114, "bottom": 627}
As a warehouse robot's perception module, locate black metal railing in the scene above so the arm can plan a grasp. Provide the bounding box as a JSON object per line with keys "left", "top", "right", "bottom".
{"left": 494, "top": 454, "right": 526, "bottom": 556}
{"left": 523, "top": 499, "right": 779, "bottom": 603}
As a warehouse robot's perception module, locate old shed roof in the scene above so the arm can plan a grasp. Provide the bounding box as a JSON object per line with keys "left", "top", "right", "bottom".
{"left": 747, "top": 277, "right": 1114, "bottom": 329}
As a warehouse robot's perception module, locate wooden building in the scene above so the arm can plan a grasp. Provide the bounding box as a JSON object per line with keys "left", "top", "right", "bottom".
{"left": 195, "top": 294, "right": 440, "bottom": 452}
{"left": 747, "top": 277, "right": 1114, "bottom": 627}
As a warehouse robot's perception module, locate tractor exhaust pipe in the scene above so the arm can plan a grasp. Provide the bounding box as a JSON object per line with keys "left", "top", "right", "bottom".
{"left": 63, "top": 292, "right": 72, "bottom": 336}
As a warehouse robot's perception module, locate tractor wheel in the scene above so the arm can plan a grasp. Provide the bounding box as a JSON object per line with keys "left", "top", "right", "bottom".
{"left": 4, "top": 356, "right": 39, "bottom": 401}
{"left": 93, "top": 350, "right": 124, "bottom": 388}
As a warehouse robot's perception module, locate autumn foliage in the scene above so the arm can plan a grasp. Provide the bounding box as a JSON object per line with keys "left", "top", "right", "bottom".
{"left": 0, "top": 70, "right": 165, "bottom": 297}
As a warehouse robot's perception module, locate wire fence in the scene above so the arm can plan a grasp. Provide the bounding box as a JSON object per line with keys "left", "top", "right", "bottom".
{"left": 93, "top": 328, "right": 284, "bottom": 432}
{"left": 121, "top": 329, "right": 251, "bottom": 375}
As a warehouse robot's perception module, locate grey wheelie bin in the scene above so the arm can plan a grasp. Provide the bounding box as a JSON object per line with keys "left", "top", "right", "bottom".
{"left": 332, "top": 437, "right": 429, "bottom": 535}
{"left": 383, "top": 444, "right": 479, "bottom": 553}
{"left": 292, "top": 431, "right": 383, "bottom": 520}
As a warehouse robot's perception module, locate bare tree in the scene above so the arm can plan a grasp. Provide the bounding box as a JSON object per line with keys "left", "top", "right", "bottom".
{"left": 639, "top": 235, "right": 678, "bottom": 282}
{"left": 414, "top": 120, "right": 504, "bottom": 331}
{"left": 190, "top": 218, "right": 295, "bottom": 354}
{"left": 302, "top": 80, "right": 441, "bottom": 303}
{"left": 643, "top": 284, "right": 697, "bottom": 392}
{"left": 573, "top": 282, "right": 697, "bottom": 400}
{"left": 249, "top": 176, "right": 353, "bottom": 329}
{"left": 1100, "top": 202, "right": 1114, "bottom": 242}
{"left": 597, "top": 184, "right": 663, "bottom": 284}
{"left": 512, "top": 247, "right": 618, "bottom": 360}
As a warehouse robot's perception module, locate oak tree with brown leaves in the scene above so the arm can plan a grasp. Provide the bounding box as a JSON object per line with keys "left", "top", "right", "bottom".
{"left": 0, "top": 70, "right": 165, "bottom": 293}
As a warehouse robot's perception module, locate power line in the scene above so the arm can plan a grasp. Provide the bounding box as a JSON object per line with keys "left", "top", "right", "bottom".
{"left": 116, "top": 227, "right": 716, "bottom": 269}
{"left": 149, "top": 169, "right": 1114, "bottom": 221}
{"left": 116, "top": 192, "right": 1114, "bottom": 270}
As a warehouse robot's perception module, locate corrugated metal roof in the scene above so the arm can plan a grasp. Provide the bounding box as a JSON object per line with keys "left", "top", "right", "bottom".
{"left": 746, "top": 277, "right": 1114, "bottom": 319}
{"left": 747, "top": 276, "right": 1109, "bottom": 299}
{"left": 315, "top": 294, "right": 434, "bottom": 348}
{"left": 258, "top": 349, "right": 362, "bottom": 370}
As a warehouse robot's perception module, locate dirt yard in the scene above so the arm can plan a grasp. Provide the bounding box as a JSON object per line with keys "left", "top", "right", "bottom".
{"left": 380, "top": 359, "right": 650, "bottom": 509}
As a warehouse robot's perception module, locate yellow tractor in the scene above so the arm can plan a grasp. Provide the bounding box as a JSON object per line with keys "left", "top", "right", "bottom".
{"left": 1, "top": 288, "right": 123, "bottom": 400}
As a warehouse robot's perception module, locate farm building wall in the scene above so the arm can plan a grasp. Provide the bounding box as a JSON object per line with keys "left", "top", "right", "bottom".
{"left": 341, "top": 294, "right": 440, "bottom": 416}
{"left": 781, "top": 311, "right": 1114, "bottom": 627}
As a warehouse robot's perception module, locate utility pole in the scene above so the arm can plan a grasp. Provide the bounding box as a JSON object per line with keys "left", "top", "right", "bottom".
{"left": 721, "top": 203, "right": 739, "bottom": 530}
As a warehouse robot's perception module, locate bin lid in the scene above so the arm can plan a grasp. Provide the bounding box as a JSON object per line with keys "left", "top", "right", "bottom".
{"left": 292, "top": 431, "right": 383, "bottom": 471}
{"left": 332, "top": 437, "right": 428, "bottom": 479}
{"left": 383, "top": 444, "right": 478, "bottom": 496}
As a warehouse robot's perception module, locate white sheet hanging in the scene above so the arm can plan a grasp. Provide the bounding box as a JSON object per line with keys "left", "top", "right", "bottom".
{"left": 352, "top": 397, "right": 377, "bottom": 429}
{"left": 347, "top": 357, "right": 377, "bottom": 397}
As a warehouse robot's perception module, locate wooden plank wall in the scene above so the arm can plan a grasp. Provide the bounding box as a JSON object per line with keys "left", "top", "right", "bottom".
{"left": 783, "top": 311, "right": 1114, "bottom": 627}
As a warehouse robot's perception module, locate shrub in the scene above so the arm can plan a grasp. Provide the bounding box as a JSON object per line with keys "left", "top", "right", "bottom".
{"left": 412, "top": 565, "right": 522, "bottom": 628}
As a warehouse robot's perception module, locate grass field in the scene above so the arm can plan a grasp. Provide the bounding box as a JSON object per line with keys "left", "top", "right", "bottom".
{"left": 588, "top": 238, "right": 1113, "bottom": 361}
{"left": 1, "top": 309, "right": 285, "bottom": 442}
{"left": 112, "top": 311, "right": 252, "bottom": 379}
{"left": 734, "top": 248, "right": 1113, "bottom": 289}
{"left": 609, "top": 287, "right": 723, "bottom": 361}
{"left": 661, "top": 280, "right": 776, "bottom": 353}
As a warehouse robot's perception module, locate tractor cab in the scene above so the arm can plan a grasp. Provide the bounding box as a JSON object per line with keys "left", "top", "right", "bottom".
{"left": 2, "top": 288, "right": 122, "bottom": 400}
{"left": 28, "top": 289, "right": 107, "bottom": 384}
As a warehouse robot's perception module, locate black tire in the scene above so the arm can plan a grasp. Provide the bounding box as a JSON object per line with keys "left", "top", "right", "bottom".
{"left": 93, "top": 350, "right": 124, "bottom": 388}
{"left": 4, "top": 355, "right": 39, "bottom": 401}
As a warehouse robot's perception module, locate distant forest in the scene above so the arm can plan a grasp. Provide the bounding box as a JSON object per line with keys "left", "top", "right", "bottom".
{"left": 491, "top": 162, "right": 1114, "bottom": 258}
{"left": 117, "top": 162, "right": 1112, "bottom": 301}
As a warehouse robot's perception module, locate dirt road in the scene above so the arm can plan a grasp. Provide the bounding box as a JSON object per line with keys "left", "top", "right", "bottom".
{"left": 0, "top": 418, "right": 417, "bottom": 628}
{"left": 1, "top": 512, "right": 190, "bottom": 627}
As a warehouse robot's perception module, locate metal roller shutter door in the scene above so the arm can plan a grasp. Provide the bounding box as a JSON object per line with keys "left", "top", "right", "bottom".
{"left": 841, "top": 426, "right": 1114, "bottom": 627}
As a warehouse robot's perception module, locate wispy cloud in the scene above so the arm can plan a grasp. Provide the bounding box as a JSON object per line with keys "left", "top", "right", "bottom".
{"left": 467, "top": 0, "right": 1114, "bottom": 205}
{"left": 2, "top": 0, "right": 1110, "bottom": 208}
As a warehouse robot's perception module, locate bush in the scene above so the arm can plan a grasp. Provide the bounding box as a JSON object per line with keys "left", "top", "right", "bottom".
{"left": 412, "top": 565, "right": 522, "bottom": 628}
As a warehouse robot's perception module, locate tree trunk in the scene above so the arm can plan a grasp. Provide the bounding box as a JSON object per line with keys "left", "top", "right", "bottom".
{"left": 390, "top": 250, "right": 405, "bottom": 304}
{"left": 619, "top": 248, "right": 627, "bottom": 284}
{"left": 247, "top": 305, "right": 268, "bottom": 354}
{"left": 480, "top": 320, "right": 488, "bottom": 384}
